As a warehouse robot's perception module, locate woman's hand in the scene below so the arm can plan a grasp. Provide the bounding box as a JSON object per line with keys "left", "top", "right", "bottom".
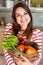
{"left": 14, "top": 55, "right": 34, "bottom": 65}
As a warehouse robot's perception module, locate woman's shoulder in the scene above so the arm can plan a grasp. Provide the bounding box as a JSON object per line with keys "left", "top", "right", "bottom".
{"left": 32, "top": 28, "right": 42, "bottom": 34}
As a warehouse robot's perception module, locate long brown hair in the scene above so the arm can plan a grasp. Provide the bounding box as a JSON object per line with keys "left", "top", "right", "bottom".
{"left": 11, "top": 2, "right": 33, "bottom": 40}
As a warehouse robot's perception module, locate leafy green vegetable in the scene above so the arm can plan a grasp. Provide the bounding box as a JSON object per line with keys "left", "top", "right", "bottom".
{"left": 29, "top": 42, "right": 40, "bottom": 50}
{"left": 2, "top": 35, "right": 19, "bottom": 51}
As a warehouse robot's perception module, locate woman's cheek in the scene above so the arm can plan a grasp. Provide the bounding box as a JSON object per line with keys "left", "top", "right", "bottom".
{"left": 17, "top": 19, "right": 22, "bottom": 25}
{"left": 27, "top": 16, "right": 31, "bottom": 23}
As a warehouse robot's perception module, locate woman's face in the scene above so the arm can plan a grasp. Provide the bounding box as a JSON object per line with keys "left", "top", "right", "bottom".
{"left": 15, "top": 7, "right": 31, "bottom": 30}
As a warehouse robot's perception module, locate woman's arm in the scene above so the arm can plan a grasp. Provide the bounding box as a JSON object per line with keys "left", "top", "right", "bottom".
{"left": 4, "top": 50, "right": 16, "bottom": 65}
{"left": 4, "top": 23, "right": 16, "bottom": 65}
{"left": 32, "top": 29, "right": 42, "bottom": 65}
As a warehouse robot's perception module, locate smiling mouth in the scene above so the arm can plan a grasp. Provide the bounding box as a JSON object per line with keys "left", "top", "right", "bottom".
{"left": 21, "top": 19, "right": 28, "bottom": 23}
{"left": 21, "top": 21, "right": 26, "bottom": 23}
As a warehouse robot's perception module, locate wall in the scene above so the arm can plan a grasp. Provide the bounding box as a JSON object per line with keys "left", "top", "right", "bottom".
{"left": 0, "top": 8, "right": 43, "bottom": 27}
{"left": 31, "top": 10, "right": 43, "bottom": 27}
{"left": 0, "top": 9, "right": 12, "bottom": 23}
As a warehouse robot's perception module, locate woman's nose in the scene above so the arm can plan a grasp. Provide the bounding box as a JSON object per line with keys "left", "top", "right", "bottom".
{"left": 21, "top": 15, "right": 25, "bottom": 20}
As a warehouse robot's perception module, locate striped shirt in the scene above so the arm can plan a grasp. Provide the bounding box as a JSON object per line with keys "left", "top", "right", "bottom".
{"left": 4, "top": 23, "right": 42, "bottom": 65}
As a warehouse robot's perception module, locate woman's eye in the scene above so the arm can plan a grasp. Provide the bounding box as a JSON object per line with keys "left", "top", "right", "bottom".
{"left": 24, "top": 12, "right": 28, "bottom": 15}
{"left": 16, "top": 15, "right": 20, "bottom": 17}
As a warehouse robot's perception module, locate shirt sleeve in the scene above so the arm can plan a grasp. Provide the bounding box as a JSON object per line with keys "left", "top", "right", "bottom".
{"left": 32, "top": 29, "right": 42, "bottom": 65}
{"left": 4, "top": 50, "right": 16, "bottom": 65}
{"left": 3, "top": 23, "right": 16, "bottom": 65}
{"left": 4, "top": 23, "right": 13, "bottom": 39}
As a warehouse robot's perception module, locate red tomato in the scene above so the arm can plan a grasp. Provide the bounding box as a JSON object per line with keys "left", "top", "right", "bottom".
{"left": 17, "top": 44, "right": 25, "bottom": 52}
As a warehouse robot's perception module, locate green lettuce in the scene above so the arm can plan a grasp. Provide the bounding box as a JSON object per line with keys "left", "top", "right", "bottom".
{"left": 2, "top": 35, "right": 19, "bottom": 51}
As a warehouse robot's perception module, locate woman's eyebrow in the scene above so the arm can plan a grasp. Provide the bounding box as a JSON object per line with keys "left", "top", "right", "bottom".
{"left": 16, "top": 13, "right": 20, "bottom": 16}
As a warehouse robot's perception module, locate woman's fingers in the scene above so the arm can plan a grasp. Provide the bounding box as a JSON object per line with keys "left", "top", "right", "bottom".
{"left": 14, "top": 55, "right": 29, "bottom": 62}
{"left": 14, "top": 56, "right": 34, "bottom": 65}
{"left": 21, "top": 55, "right": 29, "bottom": 61}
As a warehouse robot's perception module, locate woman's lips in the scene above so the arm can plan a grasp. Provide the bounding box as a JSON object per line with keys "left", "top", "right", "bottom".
{"left": 21, "top": 19, "right": 28, "bottom": 23}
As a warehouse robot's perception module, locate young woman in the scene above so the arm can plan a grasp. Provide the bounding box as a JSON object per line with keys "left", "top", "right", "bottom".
{"left": 3, "top": 2, "right": 42, "bottom": 65}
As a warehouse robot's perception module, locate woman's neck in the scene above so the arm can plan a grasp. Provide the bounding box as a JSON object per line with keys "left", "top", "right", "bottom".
{"left": 21, "top": 26, "right": 27, "bottom": 31}
{"left": 20, "top": 28, "right": 25, "bottom": 31}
